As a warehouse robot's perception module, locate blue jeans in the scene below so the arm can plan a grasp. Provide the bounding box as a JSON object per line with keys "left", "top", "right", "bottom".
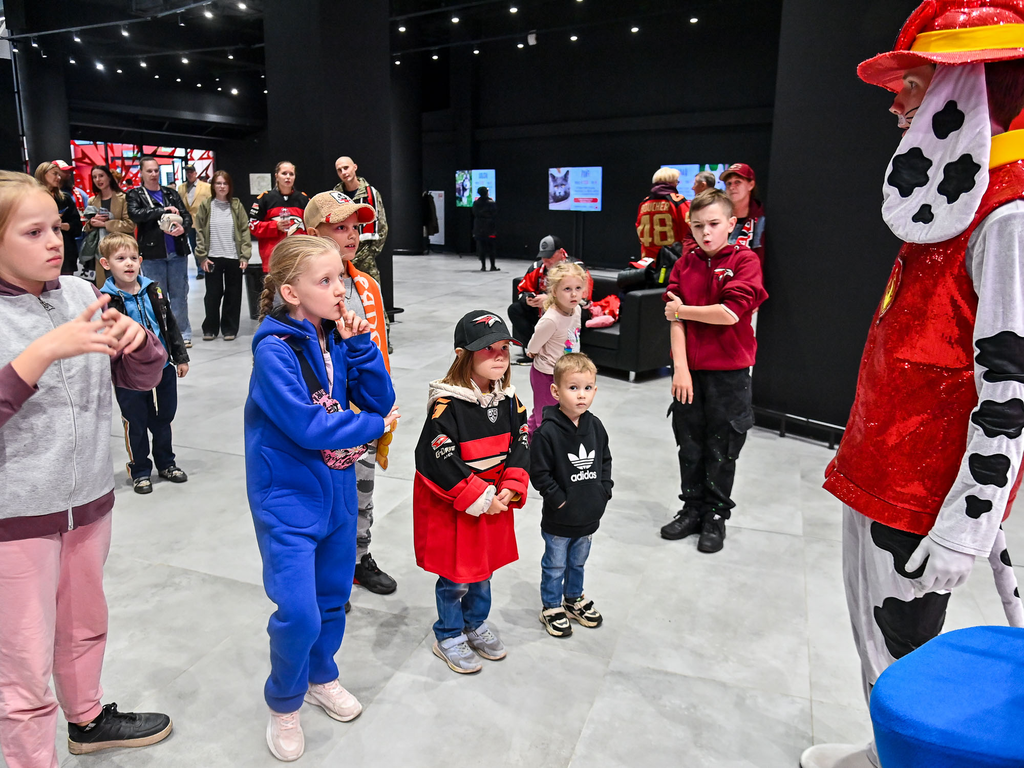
{"left": 433, "top": 577, "right": 491, "bottom": 641}
{"left": 142, "top": 254, "right": 191, "bottom": 340}
{"left": 540, "top": 531, "right": 592, "bottom": 609}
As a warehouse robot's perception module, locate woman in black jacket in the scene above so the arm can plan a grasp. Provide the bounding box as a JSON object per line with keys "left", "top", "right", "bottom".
{"left": 471, "top": 186, "right": 498, "bottom": 272}
{"left": 34, "top": 162, "right": 82, "bottom": 275}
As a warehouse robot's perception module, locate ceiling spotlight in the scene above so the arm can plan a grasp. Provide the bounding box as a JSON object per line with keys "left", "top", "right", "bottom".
{"left": 431, "top": 54, "right": 438, "bottom": 60}
{"left": 204, "top": 9, "right": 214, "bottom": 18}
{"left": 154, "top": 74, "right": 160, "bottom": 79}
{"left": 176, "top": 77, "right": 182, "bottom": 82}
{"left": 95, "top": 61, "right": 104, "bottom": 70}
{"left": 689, "top": 17, "right": 698, "bottom": 23}
{"left": 30, "top": 37, "right": 38, "bottom": 48}
{"left": 217, "top": 86, "right": 222, "bottom": 91}
{"left": 517, "top": 42, "right": 524, "bottom": 48}
{"left": 196, "top": 83, "right": 201, "bottom": 87}
{"left": 227, "top": 53, "right": 234, "bottom": 59}
{"left": 510, "top": 6, "right": 518, "bottom": 13}
{"left": 121, "top": 25, "right": 129, "bottom": 37}
{"left": 69, "top": 57, "right": 77, "bottom": 64}
{"left": 181, "top": 57, "right": 189, "bottom": 64}
{"left": 452, "top": 16, "right": 459, "bottom": 23}
{"left": 10, "top": 42, "right": 17, "bottom": 53}
{"left": 263, "top": 89, "right": 268, "bottom": 94}
{"left": 398, "top": 25, "right": 406, "bottom": 32}
{"left": 216, "top": 77, "right": 220, "bottom": 81}
{"left": 473, "top": 49, "right": 480, "bottom": 54}
{"left": 570, "top": 34, "right": 578, "bottom": 41}
{"left": 140, "top": 60, "right": 147, "bottom": 67}
{"left": 231, "top": 88, "right": 238, "bottom": 95}
{"left": 39, "top": 49, "right": 47, "bottom": 58}
{"left": 631, "top": 26, "right": 639, "bottom": 33}
{"left": 177, "top": 13, "right": 185, "bottom": 26}
{"left": 527, "top": 31, "right": 537, "bottom": 45}
{"left": 116, "top": 68, "right": 123, "bottom": 73}
{"left": 261, "top": 73, "right": 265, "bottom": 78}
{"left": 394, "top": 59, "right": 401, "bottom": 65}
{"left": 73, "top": 32, "right": 81, "bottom": 43}
{"left": 238, "top": 2, "right": 247, "bottom": 8}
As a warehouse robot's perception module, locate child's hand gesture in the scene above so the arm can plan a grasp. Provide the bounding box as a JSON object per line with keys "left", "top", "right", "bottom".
{"left": 12, "top": 296, "right": 117, "bottom": 387}
{"left": 485, "top": 492, "right": 509, "bottom": 515}
{"left": 336, "top": 310, "right": 371, "bottom": 339}
{"left": 382, "top": 404, "right": 400, "bottom": 432}
{"left": 664, "top": 291, "right": 684, "bottom": 322}
{"left": 99, "top": 304, "right": 148, "bottom": 356}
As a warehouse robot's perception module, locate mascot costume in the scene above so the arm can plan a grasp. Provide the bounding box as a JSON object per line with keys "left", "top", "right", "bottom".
{"left": 803, "top": 2, "right": 1024, "bottom": 766}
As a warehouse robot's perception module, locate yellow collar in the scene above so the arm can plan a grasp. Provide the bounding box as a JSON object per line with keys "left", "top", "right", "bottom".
{"left": 991, "top": 130, "right": 1024, "bottom": 169}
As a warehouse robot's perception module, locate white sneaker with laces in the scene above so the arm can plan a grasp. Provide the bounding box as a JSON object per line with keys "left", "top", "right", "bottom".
{"left": 266, "top": 709, "right": 304, "bottom": 762}
{"left": 304, "top": 679, "right": 363, "bottom": 722}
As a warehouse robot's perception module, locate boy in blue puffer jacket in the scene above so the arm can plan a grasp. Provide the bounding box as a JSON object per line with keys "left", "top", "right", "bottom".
{"left": 244, "top": 233, "right": 398, "bottom": 762}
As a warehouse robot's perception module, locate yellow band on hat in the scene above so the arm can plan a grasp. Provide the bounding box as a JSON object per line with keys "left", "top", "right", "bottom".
{"left": 990, "top": 130, "right": 1024, "bottom": 169}
{"left": 912, "top": 24, "right": 1024, "bottom": 54}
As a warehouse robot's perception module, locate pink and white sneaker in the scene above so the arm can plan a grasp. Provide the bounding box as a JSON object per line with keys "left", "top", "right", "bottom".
{"left": 304, "top": 679, "right": 363, "bottom": 722}
{"left": 266, "top": 709, "right": 304, "bottom": 762}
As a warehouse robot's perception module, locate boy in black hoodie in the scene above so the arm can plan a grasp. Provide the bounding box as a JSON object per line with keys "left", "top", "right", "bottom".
{"left": 530, "top": 353, "right": 612, "bottom": 637}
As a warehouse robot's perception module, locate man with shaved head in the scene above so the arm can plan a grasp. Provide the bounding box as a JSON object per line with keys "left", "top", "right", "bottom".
{"left": 334, "top": 156, "right": 388, "bottom": 287}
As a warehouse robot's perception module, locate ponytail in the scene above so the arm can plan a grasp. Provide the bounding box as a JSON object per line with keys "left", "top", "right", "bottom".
{"left": 257, "top": 234, "right": 337, "bottom": 324}
{"left": 258, "top": 273, "right": 277, "bottom": 321}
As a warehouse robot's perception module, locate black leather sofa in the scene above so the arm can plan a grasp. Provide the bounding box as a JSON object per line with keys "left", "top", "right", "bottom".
{"left": 511, "top": 269, "right": 670, "bottom": 379}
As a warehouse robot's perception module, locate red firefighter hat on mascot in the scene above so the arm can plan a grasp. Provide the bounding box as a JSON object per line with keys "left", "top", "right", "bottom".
{"left": 859, "top": 0, "right": 1024, "bottom": 91}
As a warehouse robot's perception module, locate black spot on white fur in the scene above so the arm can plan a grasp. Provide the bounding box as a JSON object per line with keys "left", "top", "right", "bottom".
{"left": 977, "top": 332, "right": 1024, "bottom": 383}
{"left": 874, "top": 593, "right": 950, "bottom": 659}
{"left": 888, "top": 147, "right": 933, "bottom": 198}
{"left": 965, "top": 495, "right": 993, "bottom": 519}
{"left": 969, "top": 453, "right": 1012, "bottom": 487}
{"left": 932, "top": 100, "right": 965, "bottom": 140}
{"left": 1001, "top": 549, "right": 1013, "bottom": 568}
{"left": 937, "top": 154, "right": 981, "bottom": 203}
{"left": 870, "top": 522, "right": 927, "bottom": 580}
{"left": 971, "top": 399, "right": 1024, "bottom": 439}
{"left": 912, "top": 204, "right": 934, "bottom": 224}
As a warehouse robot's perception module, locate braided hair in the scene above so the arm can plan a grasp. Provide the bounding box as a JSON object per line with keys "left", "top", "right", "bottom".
{"left": 257, "top": 234, "right": 339, "bottom": 323}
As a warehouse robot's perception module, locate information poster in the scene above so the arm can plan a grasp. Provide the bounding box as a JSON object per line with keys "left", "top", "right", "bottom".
{"left": 547, "top": 166, "right": 603, "bottom": 211}
{"left": 429, "top": 190, "right": 445, "bottom": 246}
{"left": 455, "top": 170, "right": 472, "bottom": 207}
{"left": 661, "top": 164, "right": 728, "bottom": 191}
{"left": 471, "top": 169, "right": 496, "bottom": 202}
{"left": 249, "top": 172, "right": 272, "bottom": 196}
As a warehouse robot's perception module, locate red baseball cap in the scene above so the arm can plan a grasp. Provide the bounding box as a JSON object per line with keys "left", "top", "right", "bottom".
{"left": 52, "top": 160, "right": 72, "bottom": 171}
{"left": 720, "top": 163, "right": 755, "bottom": 183}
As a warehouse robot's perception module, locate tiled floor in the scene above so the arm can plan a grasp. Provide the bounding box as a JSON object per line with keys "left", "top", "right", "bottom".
{"left": 15, "top": 254, "right": 1022, "bottom": 767}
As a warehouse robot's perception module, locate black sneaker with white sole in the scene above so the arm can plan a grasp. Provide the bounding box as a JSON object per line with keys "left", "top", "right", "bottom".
{"left": 132, "top": 477, "right": 153, "bottom": 495}
{"left": 539, "top": 607, "right": 572, "bottom": 637}
{"left": 563, "top": 596, "right": 603, "bottom": 627}
{"left": 353, "top": 553, "right": 397, "bottom": 594}
{"left": 158, "top": 466, "right": 188, "bottom": 483}
{"left": 67, "top": 703, "right": 172, "bottom": 755}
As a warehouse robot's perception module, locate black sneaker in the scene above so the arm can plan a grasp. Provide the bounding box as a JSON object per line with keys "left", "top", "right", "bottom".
{"left": 539, "top": 607, "right": 572, "bottom": 637}
{"left": 490, "top": 266, "right": 501, "bottom": 271}
{"left": 353, "top": 553, "right": 397, "bottom": 594}
{"left": 158, "top": 466, "right": 188, "bottom": 483}
{"left": 660, "top": 507, "right": 702, "bottom": 540}
{"left": 132, "top": 477, "right": 153, "bottom": 495}
{"left": 697, "top": 514, "right": 726, "bottom": 553}
{"left": 67, "top": 702, "right": 172, "bottom": 755}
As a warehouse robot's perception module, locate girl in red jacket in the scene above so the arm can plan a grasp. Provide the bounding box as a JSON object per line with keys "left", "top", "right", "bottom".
{"left": 413, "top": 310, "right": 530, "bottom": 674}
{"left": 660, "top": 188, "right": 767, "bottom": 554}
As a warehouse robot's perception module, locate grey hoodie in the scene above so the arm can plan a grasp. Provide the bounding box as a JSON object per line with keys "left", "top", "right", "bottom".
{"left": 0, "top": 276, "right": 166, "bottom": 536}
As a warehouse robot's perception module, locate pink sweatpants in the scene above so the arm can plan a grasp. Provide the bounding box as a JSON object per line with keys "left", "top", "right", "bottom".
{"left": 528, "top": 365, "right": 558, "bottom": 437}
{"left": 0, "top": 513, "right": 111, "bottom": 768}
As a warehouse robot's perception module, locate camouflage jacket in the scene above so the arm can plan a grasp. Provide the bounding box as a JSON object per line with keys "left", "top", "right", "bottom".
{"left": 334, "top": 176, "right": 388, "bottom": 262}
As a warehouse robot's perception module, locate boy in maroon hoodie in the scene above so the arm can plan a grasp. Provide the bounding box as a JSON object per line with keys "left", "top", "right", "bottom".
{"left": 659, "top": 188, "right": 767, "bottom": 552}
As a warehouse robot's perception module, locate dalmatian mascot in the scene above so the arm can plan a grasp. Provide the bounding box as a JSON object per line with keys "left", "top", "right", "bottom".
{"left": 803, "top": 2, "right": 1024, "bottom": 767}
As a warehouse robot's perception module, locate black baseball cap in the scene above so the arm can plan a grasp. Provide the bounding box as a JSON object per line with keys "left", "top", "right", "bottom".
{"left": 454, "top": 310, "right": 522, "bottom": 351}
{"left": 184, "top": 164, "right": 196, "bottom": 172}
{"left": 538, "top": 235, "right": 563, "bottom": 259}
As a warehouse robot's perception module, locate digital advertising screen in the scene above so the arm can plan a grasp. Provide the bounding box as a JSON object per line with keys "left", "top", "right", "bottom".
{"left": 547, "top": 166, "right": 603, "bottom": 212}
{"left": 455, "top": 170, "right": 472, "bottom": 208}
{"left": 471, "top": 169, "right": 496, "bottom": 202}
{"left": 661, "top": 164, "right": 729, "bottom": 191}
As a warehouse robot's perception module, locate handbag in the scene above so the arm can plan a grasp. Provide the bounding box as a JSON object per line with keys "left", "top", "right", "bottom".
{"left": 279, "top": 335, "right": 367, "bottom": 471}
{"left": 79, "top": 229, "right": 100, "bottom": 264}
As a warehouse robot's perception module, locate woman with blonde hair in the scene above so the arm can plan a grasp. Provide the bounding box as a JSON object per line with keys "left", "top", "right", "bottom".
{"left": 33, "top": 162, "right": 82, "bottom": 275}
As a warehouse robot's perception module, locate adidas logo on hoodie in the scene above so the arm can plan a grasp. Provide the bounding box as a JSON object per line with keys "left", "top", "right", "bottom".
{"left": 568, "top": 444, "right": 597, "bottom": 482}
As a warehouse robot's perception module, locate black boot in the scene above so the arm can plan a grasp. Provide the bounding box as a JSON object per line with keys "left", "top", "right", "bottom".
{"left": 660, "top": 507, "right": 703, "bottom": 540}
{"left": 490, "top": 263, "right": 500, "bottom": 271}
{"left": 353, "top": 552, "right": 398, "bottom": 594}
{"left": 697, "top": 513, "right": 726, "bottom": 553}
{"left": 67, "top": 703, "right": 172, "bottom": 755}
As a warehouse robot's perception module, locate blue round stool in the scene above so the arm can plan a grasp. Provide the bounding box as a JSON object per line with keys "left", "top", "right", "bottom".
{"left": 870, "top": 626, "right": 1024, "bottom": 767}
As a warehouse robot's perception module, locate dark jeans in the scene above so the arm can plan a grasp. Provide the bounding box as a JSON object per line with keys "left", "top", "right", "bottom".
{"left": 476, "top": 236, "right": 496, "bottom": 268}
{"left": 507, "top": 298, "right": 539, "bottom": 346}
{"left": 670, "top": 368, "right": 753, "bottom": 520}
{"left": 433, "top": 577, "right": 491, "bottom": 641}
{"left": 202, "top": 257, "right": 244, "bottom": 337}
{"left": 115, "top": 364, "right": 178, "bottom": 479}
{"left": 245, "top": 265, "right": 265, "bottom": 320}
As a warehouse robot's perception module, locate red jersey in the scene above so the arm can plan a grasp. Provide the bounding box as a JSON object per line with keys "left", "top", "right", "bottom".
{"left": 664, "top": 243, "right": 766, "bottom": 370}
{"left": 636, "top": 193, "right": 690, "bottom": 262}
{"left": 248, "top": 188, "right": 310, "bottom": 273}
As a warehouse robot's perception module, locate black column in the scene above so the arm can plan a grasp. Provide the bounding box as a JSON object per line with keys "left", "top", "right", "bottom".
{"left": 450, "top": 40, "right": 476, "bottom": 256}
{"left": 263, "top": 0, "right": 393, "bottom": 306}
{"left": 389, "top": 57, "right": 423, "bottom": 255}
{"left": 754, "top": 0, "right": 918, "bottom": 425}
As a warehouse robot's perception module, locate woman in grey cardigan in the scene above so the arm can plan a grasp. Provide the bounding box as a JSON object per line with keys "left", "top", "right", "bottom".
{"left": 195, "top": 170, "right": 252, "bottom": 341}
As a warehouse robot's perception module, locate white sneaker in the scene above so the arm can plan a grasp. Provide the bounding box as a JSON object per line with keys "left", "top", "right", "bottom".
{"left": 304, "top": 679, "right": 363, "bottom": 722}
{"left": 266, "top": 709, "right": 304, "bottom": 762}
{"left": 800, "top": 743, "right": 877, "bottom": 768}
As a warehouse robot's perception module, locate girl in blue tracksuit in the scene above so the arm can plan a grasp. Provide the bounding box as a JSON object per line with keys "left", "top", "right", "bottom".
{"left": 244, "top": 233, "right": 398, "bottom": 762}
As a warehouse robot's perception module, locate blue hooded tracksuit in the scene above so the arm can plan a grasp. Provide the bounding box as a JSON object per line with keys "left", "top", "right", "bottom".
{"left": 245, "top": 312, "right": 395, "bottom": 713}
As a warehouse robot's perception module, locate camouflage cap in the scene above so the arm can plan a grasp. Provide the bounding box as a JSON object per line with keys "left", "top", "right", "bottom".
{"left": 304, "top": 190, "right": 376, "bottom": 230}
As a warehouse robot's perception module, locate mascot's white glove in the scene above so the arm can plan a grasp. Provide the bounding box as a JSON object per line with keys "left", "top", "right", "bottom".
{"left": 906, "top": 536, "right": 976, "bottom": 595}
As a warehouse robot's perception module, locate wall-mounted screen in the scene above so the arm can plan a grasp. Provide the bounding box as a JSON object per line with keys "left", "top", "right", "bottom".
{"left": 456, "top": 169, "right": 497, "bottom": 208}
{"left": 548, "top": 166, "right": 603, "bottom": 211}
{"left": 661, "top": 164, "right": 729, "bottom": 192}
